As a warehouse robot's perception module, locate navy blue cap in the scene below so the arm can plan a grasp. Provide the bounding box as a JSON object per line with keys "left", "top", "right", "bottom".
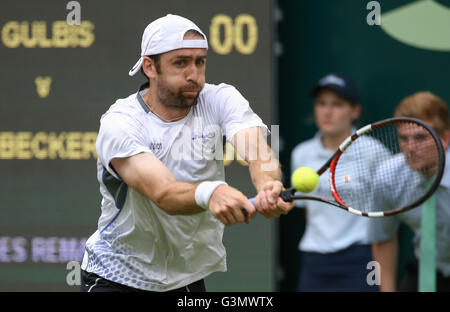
{"left": 311, "top": 73, "right": 361, "bottom": 104}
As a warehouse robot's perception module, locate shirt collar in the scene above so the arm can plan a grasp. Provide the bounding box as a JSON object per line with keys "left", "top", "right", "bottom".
{"left": 312, "top": 131, "right": 331, "bottom": 158}
{"left": 313, "top": 127, "right": 357, "bottom": 156}
{"left": 136, "top": 82, "right": 150, "bottom": 113}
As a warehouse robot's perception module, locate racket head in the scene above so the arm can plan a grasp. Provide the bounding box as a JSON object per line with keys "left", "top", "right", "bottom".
{"left": 329, "top": 117, "right": 445, "bottom": 217}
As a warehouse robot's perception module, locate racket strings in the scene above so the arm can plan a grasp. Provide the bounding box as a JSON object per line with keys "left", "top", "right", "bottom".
{"left": 333, "top": 121, "right": 439, "bottom": 213}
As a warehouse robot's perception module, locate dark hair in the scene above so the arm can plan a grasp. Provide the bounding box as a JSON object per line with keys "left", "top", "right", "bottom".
{"left": 183, "top": 29, "right": 204, "bottom": 39}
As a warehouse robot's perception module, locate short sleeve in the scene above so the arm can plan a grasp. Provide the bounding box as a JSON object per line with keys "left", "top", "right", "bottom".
{"left": 214, "top": 84, "right": 267, "bottom": 142}
{"left": 96, "top": 112, "right": 152, "bottom": 179}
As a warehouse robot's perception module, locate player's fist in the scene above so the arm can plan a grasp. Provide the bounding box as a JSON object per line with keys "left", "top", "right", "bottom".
{"left": 254, "top": 181, "right": 294, "bottom": 218}
{"left": 209, "top": 185, "right": 256, "bottom": 225}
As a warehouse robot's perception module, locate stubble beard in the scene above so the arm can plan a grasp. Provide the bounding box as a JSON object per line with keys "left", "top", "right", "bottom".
{"left": 156, "top": 79, "right": 201, "bottom": 109}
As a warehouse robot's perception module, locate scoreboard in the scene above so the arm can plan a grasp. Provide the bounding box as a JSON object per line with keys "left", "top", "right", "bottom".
{"left": 0, "top": 0, "right": 276, "bottom": 291}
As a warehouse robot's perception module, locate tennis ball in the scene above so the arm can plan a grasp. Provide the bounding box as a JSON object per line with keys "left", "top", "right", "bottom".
{"left": 292, "top": 167, "right": 319, "bottom": 193}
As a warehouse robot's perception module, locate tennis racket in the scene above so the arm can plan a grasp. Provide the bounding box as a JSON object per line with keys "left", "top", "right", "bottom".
{"left": 248, "top": 117, "right": 445, "bottom": 218}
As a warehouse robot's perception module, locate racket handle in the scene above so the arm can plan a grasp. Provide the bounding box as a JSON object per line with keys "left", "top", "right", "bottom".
{"left": 240, "top": 199, "right": 255, "bottom": 224}
{"left": 241, "top": 208, "right": 249, "bottom": 224}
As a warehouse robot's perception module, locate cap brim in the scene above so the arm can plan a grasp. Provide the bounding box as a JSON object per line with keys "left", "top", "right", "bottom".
{"left": 311, "top": 85, "right": 343, "bottom": 98}
{"left": 129, "top": 57, "right": 143, "bottom": 76}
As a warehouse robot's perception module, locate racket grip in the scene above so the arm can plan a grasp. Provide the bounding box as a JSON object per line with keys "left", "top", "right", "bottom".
{"left": 240, "top": 198, "right": 255, "bottom": 224}
{"left": 241, "top": 208, "right": 249, "bottom": 224}
{"left": 280, "top": 190, "right": 293, "bottom": 202}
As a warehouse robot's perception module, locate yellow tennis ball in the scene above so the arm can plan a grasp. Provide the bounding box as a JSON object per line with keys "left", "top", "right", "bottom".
{"left": 292, "top": 167, "right": 319, "bottom": 193}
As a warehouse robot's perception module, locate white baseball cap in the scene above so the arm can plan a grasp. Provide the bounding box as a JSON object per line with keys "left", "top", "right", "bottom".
{"left": 128, "top": 14, "right": 208, "bottom": 76}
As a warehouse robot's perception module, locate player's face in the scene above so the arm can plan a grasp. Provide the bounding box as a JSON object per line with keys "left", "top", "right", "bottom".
{"left": 314, "top": 89, "right": 360, "bottom": 136}
{"left": 155, "top": 47, "right": 206, "bottom": 109}
{"left": 397, "top": 122, "right": 438, "bottom": 175}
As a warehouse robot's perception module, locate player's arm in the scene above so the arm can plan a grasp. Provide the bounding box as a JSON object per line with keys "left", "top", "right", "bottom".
{"left": 371, "top": 236, "right": 398, "bottom": 292}
{"left": 110, "top": 152, "right": 254, "bottom": 224}
{"left": 232, "top": 126, "right": 294, "bottom": 218}
{"left": 111, "top": 153, "right": 200, "bottom": 215}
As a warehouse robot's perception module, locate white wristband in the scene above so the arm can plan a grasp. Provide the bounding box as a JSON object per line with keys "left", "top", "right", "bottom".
{"left": 195, "top": 181, "right": 228, "bottom": 210}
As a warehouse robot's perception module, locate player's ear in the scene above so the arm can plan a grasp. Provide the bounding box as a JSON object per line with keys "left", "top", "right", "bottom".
{"left": 351, "top": 103, "right": 362, "bottom": 121}
{"left": 441, "top": 129, "right": 450, "bottom": 149}
{"left": 142, "top": 56, "right": 158, "bottom": 79}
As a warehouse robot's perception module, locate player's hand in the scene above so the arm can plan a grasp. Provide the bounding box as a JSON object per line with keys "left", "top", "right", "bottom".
{"left": 209, "top": 185, "right": 256, "bottom": 226}
{"left": 254, "top": 181, "right": 294, "bottom": 218}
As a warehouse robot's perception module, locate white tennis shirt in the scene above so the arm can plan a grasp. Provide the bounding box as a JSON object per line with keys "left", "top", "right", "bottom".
{"left": 81, "top": 82, "right": 266, "bottom": 291}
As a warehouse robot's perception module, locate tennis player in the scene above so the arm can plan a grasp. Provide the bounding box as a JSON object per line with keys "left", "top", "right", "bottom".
{"left": 80, "top": 14, "right": 293, "bottom": 292}
{"left": 370, "top": 91, "right": 450, "bottom": 291}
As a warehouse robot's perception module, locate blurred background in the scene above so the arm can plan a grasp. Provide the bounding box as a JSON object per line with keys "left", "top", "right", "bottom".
{"left": 0, "top": 0, "right": 449, "bottom": 291}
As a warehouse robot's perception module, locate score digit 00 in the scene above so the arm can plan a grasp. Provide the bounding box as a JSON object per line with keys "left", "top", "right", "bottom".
{"left": 209, "top": 14, "right": 258, "bottom": 55}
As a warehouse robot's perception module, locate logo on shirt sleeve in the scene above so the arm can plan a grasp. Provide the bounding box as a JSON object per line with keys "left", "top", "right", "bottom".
{"left": 149, "top": 142, "right": 162, "bottom": 151}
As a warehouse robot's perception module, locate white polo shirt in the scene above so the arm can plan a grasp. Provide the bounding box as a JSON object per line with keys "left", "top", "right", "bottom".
{"left": 81, "top": 82, "right": 266, "bottom": 291}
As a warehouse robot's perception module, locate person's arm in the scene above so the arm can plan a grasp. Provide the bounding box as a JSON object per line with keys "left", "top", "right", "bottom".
{"left": 372, "top": 236, "right": 398, "bottom": 292}
{"left": 233, "top": 126, "right": 294, "bottom": 218}
{"left": 111, "top": 152, "right": 255, "bottom": 225}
